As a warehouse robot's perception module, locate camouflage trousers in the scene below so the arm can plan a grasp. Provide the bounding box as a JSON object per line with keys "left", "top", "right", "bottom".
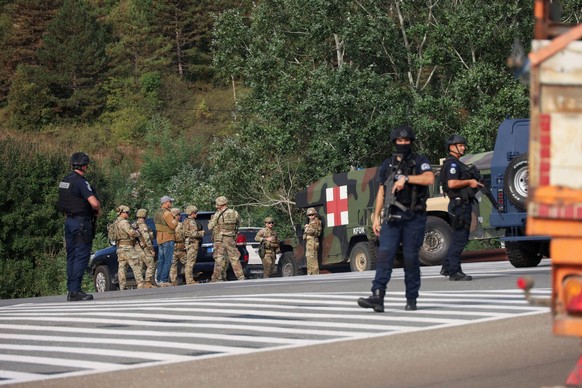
{"left": 211, "top": 237, "right": 244, "bottom": 281}
{"left": 169, "top": 245, "right": 187, "bottom": 286}
{"left": 118, "top": 246, "right": 144, "bottom": 289}
{"left": 306, "top": 239, "right": 319, "bottom": 275}
{"left": 261, "top": 250, "right": 277, "bottom": 278}
{"left": 137, "top": 248, "right": 156, "bottom": 283}
{"left": 175, "top": 243, "right": 199, "bottom": 285}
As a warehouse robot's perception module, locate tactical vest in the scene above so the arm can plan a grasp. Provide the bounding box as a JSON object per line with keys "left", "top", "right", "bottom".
{"left": 218, "top": 208, "right": 238, "bottom": 236}
{"left": 441, "top": 156, "right": 475, "bottom": 203}
{"left": 383, "top": 153, "right": 429, "bottom": 211}
{"left": 154, "top": 208, "right": 174, "bottom": 234}
{"left": 57, "top": 171, "right": 94, "bottom": 216}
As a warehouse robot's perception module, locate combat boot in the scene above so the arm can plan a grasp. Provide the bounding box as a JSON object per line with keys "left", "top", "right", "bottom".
{"left": 144, "top": 281, "right": 158, "bottom": 288}
{"left": 357, "top": 289, "right": 385, "bottom": 312}
{"left": 67, "top": 290, "right": 93, "bottom": 302}
{"left": 137, "top": 282, "right": 145, "bottom": 289}
{"left": 405, "top": 298, "right": 417, "bottom": 311}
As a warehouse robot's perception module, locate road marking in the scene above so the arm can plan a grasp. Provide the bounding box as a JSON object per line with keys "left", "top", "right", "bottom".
{"left": 0, "top": 287, "right": 550, "bottom": 386}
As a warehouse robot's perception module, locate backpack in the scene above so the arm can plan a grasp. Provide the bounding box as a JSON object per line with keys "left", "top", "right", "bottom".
{"left": 107, "top": 221, "right": 119, "bottom": 242}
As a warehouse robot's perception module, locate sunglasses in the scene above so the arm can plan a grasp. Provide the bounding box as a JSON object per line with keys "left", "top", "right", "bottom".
{"left": 266, "top": 222, "right": 274, "bottom": 224}
{"left": 308, "top": 214, "right": 316, "bottom": 217}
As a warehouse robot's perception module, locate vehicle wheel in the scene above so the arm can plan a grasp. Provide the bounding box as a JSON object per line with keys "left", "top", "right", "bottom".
{"left": 504, "top": 153, "right": 528, "bottom": 210}
{"left": 278, "top": 252, "right": 298, "bottom": 277}
{"left": 350, "top": 241, "right": 374, "bottom": 272}
{"left": 93, "top": 265, "right": 115, "bottom": 292}
{"left": 419, "top": 216, "right": 453, "bottom": 266}
{"left": 505, "top": 241, "right": 543, "bottom": 267}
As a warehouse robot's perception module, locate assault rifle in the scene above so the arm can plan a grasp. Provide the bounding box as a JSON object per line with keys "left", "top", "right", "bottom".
{"left": 467, "top": 164, "right": 500, "bottom": 212}
{"left": 383, "top": 155, "right": 408, "bottom": 221}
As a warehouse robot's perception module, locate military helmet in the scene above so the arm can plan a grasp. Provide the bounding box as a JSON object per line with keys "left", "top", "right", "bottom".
{"left": 306, "top": 207, "right": 317, "bottom": 215}
{"left": 446, "top": 134, "right": 467, "bottom": 147}
{"left": 389, "top": 125, "right": 416, "bottom": 143}
{"left": 70, "top": 152, "right": 90, "bottom": 168}
{"left": 215, "top": 196, "right": 228, "bottom": 206}
{"left": 170, "top": 207, "right": 181, "bottom": 216}
{"left": 264, "top": 216, "right": 274, "bottom": 223}
{"left": 185, "top": 205, "right": 198, "bottom": 214}
{"left": 117, "top": 205, "right": 130, "bottom": 214}
{"left": 136, "top": 208, "right": 148, "bottom": 218}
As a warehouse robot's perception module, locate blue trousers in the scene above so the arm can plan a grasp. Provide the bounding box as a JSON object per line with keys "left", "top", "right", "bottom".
{"left": 444, "top": 202, "right": 471, "bottom": 275}
{"left": 372, "top": 212, "right": 426, "bottom": 300}
{"left": 65, "top": 216, "right": 94, "bottom": 292}
{"left": 156, "top": 240, "right": 175, "bottom": 283}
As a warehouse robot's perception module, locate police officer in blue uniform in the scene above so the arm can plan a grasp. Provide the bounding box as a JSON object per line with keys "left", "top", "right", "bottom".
{"left": 440, "top": 135, "right": 482, "bottom": 281}
{"left": 358, "top": 125, "right": 434, "bottom": 312}
{"left": 57, "top": 152, "right": 101, "bottom": 301}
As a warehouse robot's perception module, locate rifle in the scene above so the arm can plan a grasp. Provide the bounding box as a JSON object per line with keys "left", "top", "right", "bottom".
{"left": 383, "top": 155, "right": 408, "bottom": 221}
{"left": 467, "top": 165, "right": 501, "bottom": 212}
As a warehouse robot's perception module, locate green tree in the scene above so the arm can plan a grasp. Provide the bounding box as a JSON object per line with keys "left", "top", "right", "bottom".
{"left": 34, "top": 0, "right": 111, "bottom": 122}
{"left": 0, "top": 0, "right": 61, "bottom": 104}
{"left": 210, "top": 0, "right": 536, "bottom": 225}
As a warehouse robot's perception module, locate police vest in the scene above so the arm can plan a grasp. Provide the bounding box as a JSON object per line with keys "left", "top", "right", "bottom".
{"left": 441, "top": 156, "right": 475, "bottom": 203}
{"left": 386, "top": 153, "right": 429, "bottom": 209}
{"left": 57, "top": 171, "right": 94, "bottom": 216}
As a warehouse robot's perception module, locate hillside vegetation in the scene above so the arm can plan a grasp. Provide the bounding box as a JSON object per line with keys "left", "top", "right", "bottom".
{"left": 1, "top": 0, "right": 580, "bottom": 297}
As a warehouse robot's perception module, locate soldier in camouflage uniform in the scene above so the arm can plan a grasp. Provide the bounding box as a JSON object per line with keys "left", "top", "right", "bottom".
{"left": 208, "top": 196, "right": 245, "bottom": 282}
{"left": 182, "top": 205, "right": 205, "bottom": 285}
{"left": 255, "top": 216, "right": 280, "bottom": 278}
{"left": 115, "top": 205, "right": 145, "bottom": 290}
{"left": 135, "top": 209, "right": 157, "bottom": 288}
{"left": 304, "top": 207, "right": 322, "bottom": 275}
{"left": 169, "top": 208, "right": 185, "bottom": 286}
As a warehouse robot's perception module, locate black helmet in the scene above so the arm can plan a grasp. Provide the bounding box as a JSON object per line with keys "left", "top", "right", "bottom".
{"left": 70, "top": 152, "right": 90, "bottom": 168}
{"left": 446, "top": 134, "right": 467, "bottom": 147}
{"left": 389, "top": 125, "right": 416, "bottom": 143}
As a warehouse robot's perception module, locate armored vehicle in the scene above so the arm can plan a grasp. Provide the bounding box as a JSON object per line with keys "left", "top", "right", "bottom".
{"left": 489, "top": 118, "right": 550, "bottom": 267}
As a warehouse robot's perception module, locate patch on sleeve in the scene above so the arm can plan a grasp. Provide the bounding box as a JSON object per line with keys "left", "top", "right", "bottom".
{"left": 449, "top": 167, "right": 457, "bottom": 175}
{"left": 85, "top": 182, "right": 93, "bottom": 192}
{"left": 420, "top": 163, "right": 431, "bottom": 171}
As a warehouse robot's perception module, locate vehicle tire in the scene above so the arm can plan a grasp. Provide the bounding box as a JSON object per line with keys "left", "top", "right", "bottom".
{"left": 93, "top": 265, "right": 115, "bottom": 292}
{"left": 504, "top": 153, "right": 529, "bottom": 210}
{"left": 505, "top": 241, "right": 543, "bottom": 268}
{"left": 278, "top": 252, "right": 298, "bottom": 277}
{"left": 350, "top": 241, "right": 374, "bottom": 272}
{"left": 419, "top": 216, "right": 453, "bottom": 266}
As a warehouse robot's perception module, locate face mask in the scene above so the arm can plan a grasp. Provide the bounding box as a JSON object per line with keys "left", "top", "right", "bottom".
{"left": 395, "top": 143, "right": 412, "bottom": 157}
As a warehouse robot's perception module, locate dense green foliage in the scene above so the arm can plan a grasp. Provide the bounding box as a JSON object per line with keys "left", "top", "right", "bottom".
{"left": 0, "top": 1, "right": 581, "bottom": 297}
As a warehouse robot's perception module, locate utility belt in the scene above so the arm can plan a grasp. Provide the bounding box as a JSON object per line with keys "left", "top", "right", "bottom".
{"left": 117, "top": 240, "right": 135, "bottom": 247}
{"left": 65, "top": 213, "right": 93, "bottom": 219}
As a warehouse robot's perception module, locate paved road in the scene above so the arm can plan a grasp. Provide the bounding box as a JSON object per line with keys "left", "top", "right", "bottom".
{"left": 0, "top": 259, "right": 575, "bottom": 387}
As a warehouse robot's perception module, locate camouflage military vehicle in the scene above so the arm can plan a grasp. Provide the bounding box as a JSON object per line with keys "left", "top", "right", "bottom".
{"left": 278, "top": 152, "right": 502, "bottom": 275}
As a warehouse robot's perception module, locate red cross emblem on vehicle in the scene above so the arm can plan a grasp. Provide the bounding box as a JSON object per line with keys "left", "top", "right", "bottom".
{"left": 326, "top": 185, "right": 348, "bottom": 227}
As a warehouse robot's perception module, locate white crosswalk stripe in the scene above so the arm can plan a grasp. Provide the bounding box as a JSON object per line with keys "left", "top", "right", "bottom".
{"left": 0, "top": 285, "right": 550, "bottom": 385}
